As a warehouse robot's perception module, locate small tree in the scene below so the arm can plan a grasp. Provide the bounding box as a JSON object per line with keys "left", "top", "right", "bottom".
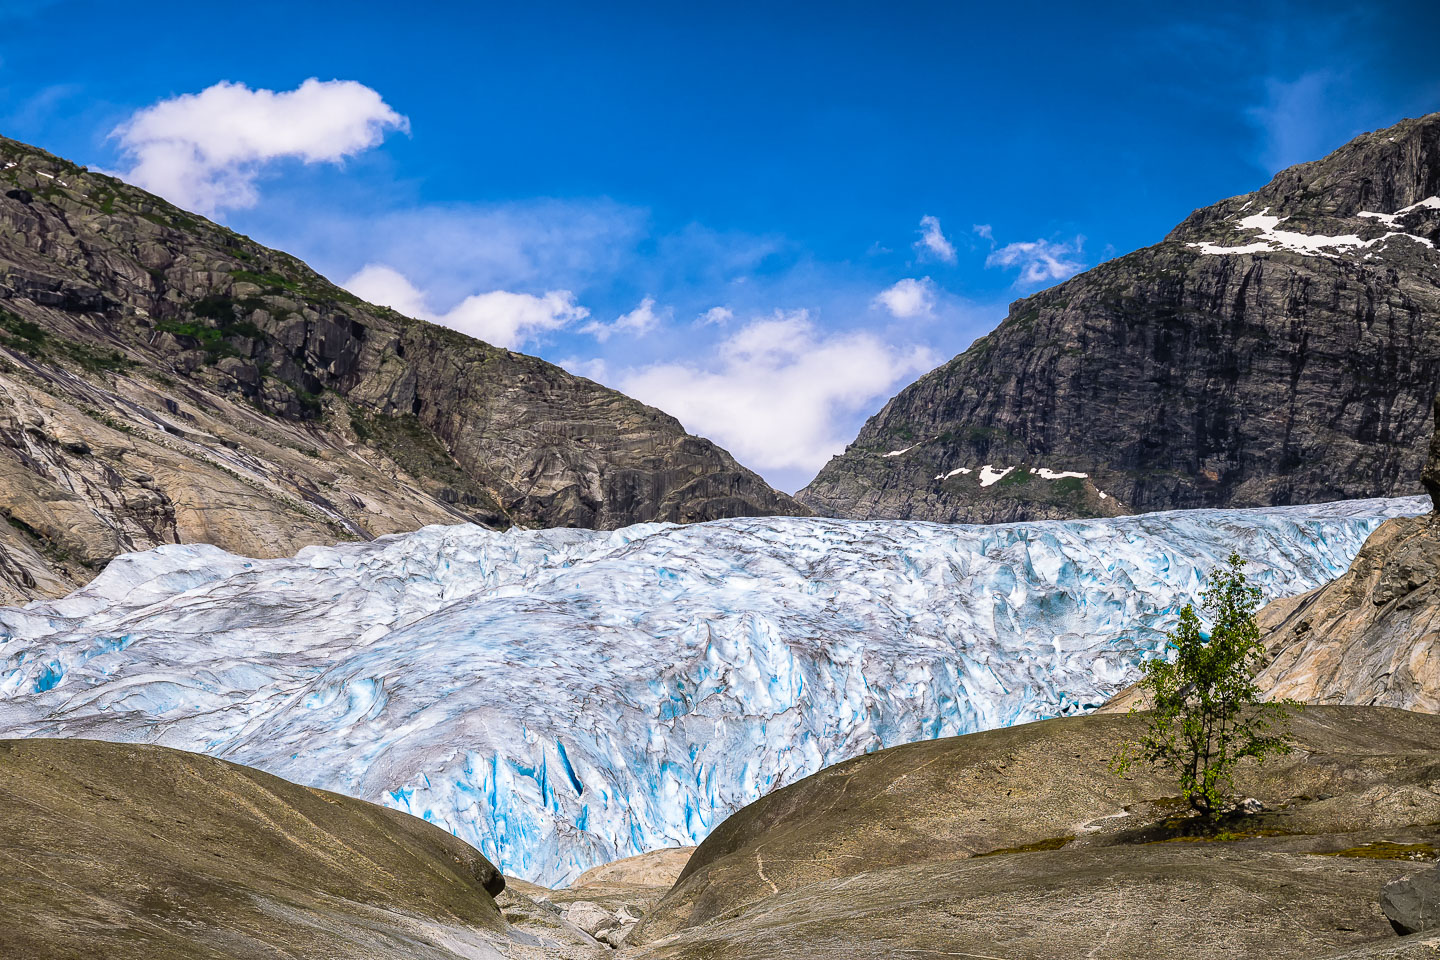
{"left": 1112, "top": 552, "right": 1293, "bottom": 819}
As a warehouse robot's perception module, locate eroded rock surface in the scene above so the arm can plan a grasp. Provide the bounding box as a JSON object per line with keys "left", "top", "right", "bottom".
{"left": 0, "top": 738, "right": 599, "bottom": 960}
{"left": 0, "top": 136, "right": 800, "bottom": 603}
{"left": 800, "top": 112, "right": 1440, "bottom": 523}
{"left": 632, "top": 708, "right": 1440, "bottom": 959}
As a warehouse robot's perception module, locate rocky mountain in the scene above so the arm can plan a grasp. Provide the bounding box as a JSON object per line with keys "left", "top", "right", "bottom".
{"left": 799, "top": 112, "right": 1440, "bottom": 523}
{"left": 0, "top": 135, "right": 800, "bottom": 604}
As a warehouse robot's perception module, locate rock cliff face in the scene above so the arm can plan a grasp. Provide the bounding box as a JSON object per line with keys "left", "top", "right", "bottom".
{"left": 799, "top": 112, "right": 1440, "bottom": 522}
{"left": 0, "top": 136, "right": 800, "bottom": 603}
{"left": 1244, "top": 395, "right": 1440, "bottom": 711}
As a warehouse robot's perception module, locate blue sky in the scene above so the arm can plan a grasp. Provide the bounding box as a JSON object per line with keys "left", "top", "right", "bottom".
{"left": 2, "top": 1, "right": 1438, "bottom": 492}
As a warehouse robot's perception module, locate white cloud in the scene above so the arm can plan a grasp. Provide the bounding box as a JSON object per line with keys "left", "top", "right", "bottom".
{"left": 985, "top": 237, "right": 1086, "bottom": 286}
{"left": 558, "top": 357, "right": 610, "bottom": 382}
{"left": 696, "top": 306, "right": 734, "bottom": 326}
{"left": 112, "top": 78, "right": 408, "bottom": 214}
{"left": 873, "top": 277, "right": 936, "bottom": 319}
{"left": 916, "top": 215, "right": 957, "bottom": 263}
{"left": 581, "top": 297, "right": 668, "bottom": 342}
{"left": 344, "top": 264, "right": 587, "bottom": 349}
{"left": 617, "top": 311, "right": 937, "bottom": 481}
{"left": 973, "top": 223, "right": 994, "bottom": 242}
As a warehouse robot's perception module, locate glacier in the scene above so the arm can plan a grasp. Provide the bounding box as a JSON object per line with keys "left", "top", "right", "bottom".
{"left": 0, "top": 497, "right": 1426, "bottom": 884}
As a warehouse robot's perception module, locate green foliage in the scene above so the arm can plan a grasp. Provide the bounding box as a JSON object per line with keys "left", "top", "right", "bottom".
{"left": 0, "top": 309, "right": 132, "bottom": 373}
{"left": 1112, "top": 552, "right": 1294, "bottom": 819}
{"left": 155, "top": 297, "right": 266, "bottom": 363}
{"left": 228, "top": 267, "right": 362, "bottom": 307}
{"left": 155, "top": 319, "right": 234, "bottom": 360}
{"left": 0, "top": 310, "right": 49, "bottom": 347}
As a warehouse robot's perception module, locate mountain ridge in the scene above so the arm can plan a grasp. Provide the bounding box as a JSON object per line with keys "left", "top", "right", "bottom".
{"left": 0, "top": 134, "right": 802, "bottom": 603}
{"left": 798, "top": 111, "right": 1440, "bottom": 523}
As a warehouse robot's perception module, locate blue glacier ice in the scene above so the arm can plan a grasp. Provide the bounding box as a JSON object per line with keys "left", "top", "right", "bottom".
{"left": 0, "top": 497, "right": 1425, "bottom": 884}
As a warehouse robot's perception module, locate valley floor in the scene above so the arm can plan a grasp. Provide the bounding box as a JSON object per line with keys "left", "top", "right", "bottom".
{"left": 10, "top": 708, "right": 1440, "bottom": 959}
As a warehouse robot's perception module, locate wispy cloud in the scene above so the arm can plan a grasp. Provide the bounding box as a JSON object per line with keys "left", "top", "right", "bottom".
{"left": 617, "top": 310, "right": 937, "bottom": 487}
{"left": 112, "top": 79, "right": 408, "bottom": 214}
{"left": 873, "top": 277, "right": 936, "bottom": 319}
{"left": 915, "top": 215, "right": 957, "bottom": 263}
{"left": 344, "top": 264, "right": 587, "bottom": 349}
{"left": 582, "top": 297, "right": 668, "bottom": 342}
{"left": 985, "top": 237, "right": 1086, "bottom": 287}
{"left": 696, "top": 306, "right": 733, "bottom": 326}
{"left": 1246, "top": 70, "right": 1362, "bottom": 174}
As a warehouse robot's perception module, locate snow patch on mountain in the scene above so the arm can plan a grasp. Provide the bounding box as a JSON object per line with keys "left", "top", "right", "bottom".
{"left": 1189, "top": 206, "right": 1436, "bottom": 257}
{"left": 0, "top": 498, "right": 1425, "bottom": 884}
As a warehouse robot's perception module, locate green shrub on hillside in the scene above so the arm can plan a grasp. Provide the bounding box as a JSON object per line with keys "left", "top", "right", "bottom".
{"left": 1112, "top": 553, "right": 1294, "bottom": 819}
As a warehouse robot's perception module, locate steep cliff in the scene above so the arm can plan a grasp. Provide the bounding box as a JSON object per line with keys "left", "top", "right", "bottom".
{"left": 799, "top": 112, "right": 1440, "bottom": 522}
{"left": 0, "top": 136, "right": 801, "bottom": 603}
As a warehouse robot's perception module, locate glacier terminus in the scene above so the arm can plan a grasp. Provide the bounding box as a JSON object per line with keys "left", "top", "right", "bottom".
{"left": 0, "top": 497, "right": 1425, "bottom": 884}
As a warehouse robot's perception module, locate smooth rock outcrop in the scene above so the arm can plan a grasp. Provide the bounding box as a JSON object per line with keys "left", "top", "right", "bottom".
{"left": 800, "top": 112, "right": 1440, "bottom": 523}
{"left": 633, "top": 708, "right": 1440, "bottom": 959}
{"left": 0, "top": 738, "right": 599, "bottom": 960}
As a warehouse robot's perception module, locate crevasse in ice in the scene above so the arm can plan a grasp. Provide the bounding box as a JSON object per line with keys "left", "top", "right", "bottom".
{"left": 0, "top": 497, "right": 1424, "bottom": 884}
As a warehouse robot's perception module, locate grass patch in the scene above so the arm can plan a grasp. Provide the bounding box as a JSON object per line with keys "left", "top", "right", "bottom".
{"left": 155, "top": 297, "right": 267, "bottom": 362}
{"left": 992, "top": 467, "right": 1034, "bottom": 489}
{"left": 0, "top": 309, "right": 133, "bottom": 373}
{"left": 349, "top": 408, "right": 499, "bottom": 514}
{"left": 975, "top": 835, "right": 1075, "bottom": 857}
{"left": 1317, "top": 842, "right": 1438, "bottom": 862}
{"left": 229, "top": 267, "right": 362, "bottom": 307}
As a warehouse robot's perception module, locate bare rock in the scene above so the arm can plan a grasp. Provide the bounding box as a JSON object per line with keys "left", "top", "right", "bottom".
{"left": 1384, "top": 865, "right": 1440, "bottom": 935}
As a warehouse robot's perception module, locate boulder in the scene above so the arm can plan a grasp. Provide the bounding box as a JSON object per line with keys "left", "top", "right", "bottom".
{"left": 1383, "top": 865, "right": 1440, "bottom": 935}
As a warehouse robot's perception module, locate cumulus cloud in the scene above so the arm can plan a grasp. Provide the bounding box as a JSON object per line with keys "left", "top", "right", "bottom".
{"left": 696, "top": 306, "right": 734, "bottom": 326}
{"left": 617, "top": 311, "right": 937, "bottom": 482}
{"left": 873, "top": 278, "right": 936, "bottom": 319}
{"left": 345, "top": 264, "right": 587, "bottom": 349}
{"left": 581, "top": 297, "right": 668, "bottom": 342}
{"left": 112, "top": 78, "right": 408, "bottom": 214}
{"left": 916, "top": 215, "right": 957, "bottom": 263}
{"left": 985, "top": 237, "right": 1086, "bottom": 286}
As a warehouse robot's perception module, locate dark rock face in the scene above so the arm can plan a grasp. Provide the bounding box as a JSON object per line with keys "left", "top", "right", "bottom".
{"left": 1383, "top": 865, "right": 1440, "bottom": 935}
{"left": 1422, "top": 396, "right": 1440, "bottom": 510}
{"left": 799, "top": 112, "right": 1440, "bottom": 523}
{"left": 0, "top": 136, "right": 802, "bottom": 602}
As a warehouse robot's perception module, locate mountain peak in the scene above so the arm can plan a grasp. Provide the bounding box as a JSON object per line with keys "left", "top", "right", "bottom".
{"left": 0, "top": 135, "right": 803, "bottom": 603}
{"left": 799, "top": 113, "right": 1440, "bottom": 523}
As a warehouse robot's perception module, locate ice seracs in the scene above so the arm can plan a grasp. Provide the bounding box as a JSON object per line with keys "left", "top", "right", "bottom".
{"left": 0, "top": 498, "right": 1425, "bottom": 884}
